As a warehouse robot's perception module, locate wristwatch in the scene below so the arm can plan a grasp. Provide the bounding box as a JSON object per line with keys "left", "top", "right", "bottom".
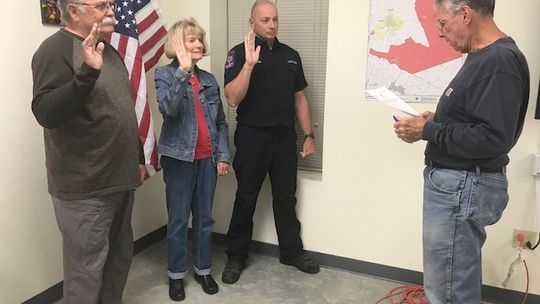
{"left": 304, "top": 133, "right": 315, "bottom": 140}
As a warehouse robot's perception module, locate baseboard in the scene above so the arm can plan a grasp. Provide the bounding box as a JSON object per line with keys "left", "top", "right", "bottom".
{"left": 213, "top": 232, "right": 538, "bottom": 304}
{"left": 21, "top": 282, "right": 63, "bottom": 304}
{"left": 22, "top": 226, "right": 167, "bottom": 304}
{"left": 23, "top": 226, "right": 539, "bottom": 304}
{"left": 134, "top": 225, "right": 167, "bottom": 255}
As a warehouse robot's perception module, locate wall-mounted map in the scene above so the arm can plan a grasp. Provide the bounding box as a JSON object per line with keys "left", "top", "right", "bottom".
{"left": 366, "top": 0, "right": 463, "bottom": 102}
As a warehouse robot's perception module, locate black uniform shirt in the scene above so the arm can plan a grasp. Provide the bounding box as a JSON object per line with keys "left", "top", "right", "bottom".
{"left": 224, "top": 37, "right": 307, "bottom": 127}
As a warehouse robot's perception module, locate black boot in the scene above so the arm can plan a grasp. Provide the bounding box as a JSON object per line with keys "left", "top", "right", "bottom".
{"left": 169, "top": 278, "right": 185, "bottom": 301}
{"left": 194, "top": 274, "right": 219, "bottom": 294}
{"left": 280, "top": 253, "right": 320, "bottom": 274}
{"left": 221, "top": 259, "right": 246, "bottom": 284}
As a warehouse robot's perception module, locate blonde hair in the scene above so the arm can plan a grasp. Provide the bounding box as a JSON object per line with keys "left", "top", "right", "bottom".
{"left": 164, "top": 17, "right": 209, "bottom": 59}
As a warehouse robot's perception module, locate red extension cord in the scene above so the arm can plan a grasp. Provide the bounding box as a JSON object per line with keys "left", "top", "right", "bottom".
{"left": 375, "top": 285, "right": 427, "bottom": 304}
{"left": 376, "top": 258, "right": 530, "bottom": 304}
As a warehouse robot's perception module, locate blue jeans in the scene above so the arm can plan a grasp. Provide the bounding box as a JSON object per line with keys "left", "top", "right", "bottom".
{"left": 161, "top": 156, "right": 217, "bottom": 279}
{"left": 423, "top": 166, "right": 508, "bottom": 304}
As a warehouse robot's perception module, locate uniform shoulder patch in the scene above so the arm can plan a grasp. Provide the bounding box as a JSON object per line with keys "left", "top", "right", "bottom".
{"left": 224, "top": 49, "right": 236, "bottom": 69}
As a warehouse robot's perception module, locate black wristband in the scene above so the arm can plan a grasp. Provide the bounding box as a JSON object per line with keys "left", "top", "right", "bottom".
{"left": 304, "top": 133, "right": 314, "bottom": 140}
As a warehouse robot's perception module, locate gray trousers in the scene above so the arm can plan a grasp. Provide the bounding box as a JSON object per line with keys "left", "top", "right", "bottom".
{"left": 52, "top": 190, "right": 135, "bottom": 304}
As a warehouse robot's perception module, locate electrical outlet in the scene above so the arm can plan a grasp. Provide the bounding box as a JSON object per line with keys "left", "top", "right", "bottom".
{"left": 512, "top": 229, "right": 538, "bottom": 249}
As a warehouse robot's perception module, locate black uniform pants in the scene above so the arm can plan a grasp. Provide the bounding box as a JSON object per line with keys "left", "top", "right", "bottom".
{"left": 226, "top": 124, "right": 304, "bottom": 261}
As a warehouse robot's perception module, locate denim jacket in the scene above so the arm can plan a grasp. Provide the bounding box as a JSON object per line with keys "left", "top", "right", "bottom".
{"left": 155, "top": 60, "right": 230, "bottom": 164}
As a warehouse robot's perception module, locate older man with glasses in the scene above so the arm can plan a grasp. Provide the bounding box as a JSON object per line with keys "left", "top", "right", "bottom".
{"left": 31, "top": 0, "right": 146, "bottom": 303}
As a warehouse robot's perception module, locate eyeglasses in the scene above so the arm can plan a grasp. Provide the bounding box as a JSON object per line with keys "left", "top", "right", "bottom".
{"left": 76, "top": 1, "right": 116, "bottom": 12}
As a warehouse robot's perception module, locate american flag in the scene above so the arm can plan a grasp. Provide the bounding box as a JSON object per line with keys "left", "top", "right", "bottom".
{"left": 108, "top": 0, "right": 167, "bottom": 175}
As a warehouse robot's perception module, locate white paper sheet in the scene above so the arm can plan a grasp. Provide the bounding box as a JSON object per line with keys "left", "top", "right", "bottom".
{"left": 366, "top": 87, "right": 419, "bottom": 117}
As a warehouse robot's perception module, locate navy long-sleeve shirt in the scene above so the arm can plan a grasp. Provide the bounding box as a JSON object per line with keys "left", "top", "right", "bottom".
{"left": 423, "top": 37, "right": 529, "bottom": 170}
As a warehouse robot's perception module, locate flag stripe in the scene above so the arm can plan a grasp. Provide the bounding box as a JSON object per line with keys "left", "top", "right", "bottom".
{"left": 142, "top": 35, "right": 166, "bottom": 61}
{"left": 130, "top": 53, "right": 144, "bottom": 108}
{"left": 116, "top": 35, "right": 129, "bottom": 65}
{"left": 122, "top": 37, "right": 138, "bottom": 75}
{"left": 139, "top": 102, "right": 151, "bottom": 144}
{"left": 141, "top": 26, "right": 168, "bottom": 55}
{"left": 137, "top": 10, "right": 160, "bottom": 34}
{"left": 138, "top": 16, "right": 165, "bottom": 42}
{"left": 144, "top": 44, "right": 165, "bottom": 72}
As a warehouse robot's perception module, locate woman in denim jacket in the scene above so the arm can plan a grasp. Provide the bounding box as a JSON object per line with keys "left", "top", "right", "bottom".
{"left": 154, "top": 17, "right": 230, "bottom": 301}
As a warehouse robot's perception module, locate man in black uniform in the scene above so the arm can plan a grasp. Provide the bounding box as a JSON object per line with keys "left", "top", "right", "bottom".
{"left": 222, "top": 0, "right": 319, "bottom": 284}
{"left": 394, "top": 0, "right": 529, "bottom": 303}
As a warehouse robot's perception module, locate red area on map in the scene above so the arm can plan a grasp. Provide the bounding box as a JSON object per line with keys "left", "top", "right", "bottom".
{"left": 369, "top": 0, "right": 461, "bottom": 74}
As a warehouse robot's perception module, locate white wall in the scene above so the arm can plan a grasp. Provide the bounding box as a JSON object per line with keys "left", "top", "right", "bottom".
{"left": 2, "top": 3, "right": 64, "bottom": 303}
{"left": 318, "top": 0, "right": 540, "bottom": 295}
{"left": 1, "top": 0, "right": 539, "bottom": 303}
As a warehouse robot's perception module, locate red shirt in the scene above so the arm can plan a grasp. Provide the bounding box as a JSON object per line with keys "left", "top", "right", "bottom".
{"left": 189, "top": 74, "right": 212, "bottom": 160}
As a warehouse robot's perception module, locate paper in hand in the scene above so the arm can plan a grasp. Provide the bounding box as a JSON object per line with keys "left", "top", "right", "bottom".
{"left": 366, "top": 87, "right": 419, "bottom": 117}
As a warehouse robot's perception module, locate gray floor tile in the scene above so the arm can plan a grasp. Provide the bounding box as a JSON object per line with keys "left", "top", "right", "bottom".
{"left": 124, "top": 241, "right": 402, "bottom": 303}
{"left": 55, "top": 241, "right": 413, "bottom": 303}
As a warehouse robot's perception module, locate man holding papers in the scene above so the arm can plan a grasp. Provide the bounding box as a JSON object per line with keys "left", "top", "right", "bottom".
{"left": 393, "top": 0, "right": 529, "bottom": 303}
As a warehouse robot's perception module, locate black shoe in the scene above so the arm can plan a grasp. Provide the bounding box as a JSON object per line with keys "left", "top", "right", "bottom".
{"left": 194, "top": 274, "right": 219, "bottom": 294}
{"left": 221, "top": 259, "right": 246, "bottom": 284}
{"left": 280, "top": 253, "right": 320, "bottom": 274}
{"left": 168, "top": 278, "right": 185, "bottom": 301}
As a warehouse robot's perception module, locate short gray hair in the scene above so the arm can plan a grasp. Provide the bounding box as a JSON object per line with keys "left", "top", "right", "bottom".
{"left": 435, "top": 0, "right": 495, "bottom": 16}
{"left": 57, "top": 0, "right": 84, "bottom": 24}
{"left": 250, "top": 0, "right": 277, "bottom": 17}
